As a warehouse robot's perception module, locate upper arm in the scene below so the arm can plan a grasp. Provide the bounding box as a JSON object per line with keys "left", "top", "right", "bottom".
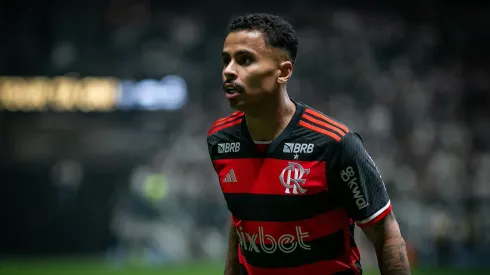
{"left": 328, "top": 132, "right": 392, "bottom": 228}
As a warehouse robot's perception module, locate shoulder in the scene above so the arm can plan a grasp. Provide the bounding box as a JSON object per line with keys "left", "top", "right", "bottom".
{"left": 207, "top": 111, "right": 244, "bottom": 142}
{"left": 298, "top": 104, "right": 353, "bottom": 146}
{"left": 207, "top": 111, "right": 244, "bottom": 157}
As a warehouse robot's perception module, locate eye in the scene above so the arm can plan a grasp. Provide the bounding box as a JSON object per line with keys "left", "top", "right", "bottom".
{"left": 238, "top": 56, "right": 253, "bottom": 66}
{"left": 222, "top": 56, "right": 231, "bottom": 66}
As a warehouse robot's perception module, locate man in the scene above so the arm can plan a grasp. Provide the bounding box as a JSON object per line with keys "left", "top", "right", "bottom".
{"left": 207, "top": 13, "right": 411, "bottom": 275}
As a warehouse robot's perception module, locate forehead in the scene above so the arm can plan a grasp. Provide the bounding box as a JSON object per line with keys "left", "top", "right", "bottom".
{"left": 223, "top": 30, "right": 271, "bottom": 56}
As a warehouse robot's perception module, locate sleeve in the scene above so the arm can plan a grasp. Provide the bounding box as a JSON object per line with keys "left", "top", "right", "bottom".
{"left": 207, "top": 136, "right": 213, "bottom": 158}
{"left": 207, "top": 136, "right": 219, "bottom": 163}
{"left": 329, "top": 132, "right": 392, "bottom": 228}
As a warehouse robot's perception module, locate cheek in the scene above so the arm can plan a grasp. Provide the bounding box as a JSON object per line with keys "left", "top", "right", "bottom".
{"left": 244, "top": 68, "right": 278, "bottom": 90}
{"left": 246, "top": 75, "right": 266, "bottom": 89}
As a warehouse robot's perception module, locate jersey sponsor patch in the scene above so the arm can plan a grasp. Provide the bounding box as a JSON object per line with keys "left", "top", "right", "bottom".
{"left": 283, "top": 143, "right": 315, "bottom": 154}
{"left": 340, "top": 166, "right": 368, "bottom": 210}
{"left": 236, "top": 225, "right": 311, "bottom": 254}
{"left": 218, "top": 142, "right": 241, "bottom": 153}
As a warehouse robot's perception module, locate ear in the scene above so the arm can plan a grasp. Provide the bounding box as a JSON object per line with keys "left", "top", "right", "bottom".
{"left": 277, "top": 61, "right": 293, "bottom": 84}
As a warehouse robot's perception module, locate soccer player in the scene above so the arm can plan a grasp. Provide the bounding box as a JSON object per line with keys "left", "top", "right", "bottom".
{"left": 207, "top": 13, "right": 411, "bottom": 275}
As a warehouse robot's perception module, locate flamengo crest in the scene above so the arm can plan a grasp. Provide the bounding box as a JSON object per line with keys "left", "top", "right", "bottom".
{"left": 279, "top": 162, "right": 310, "bottom": 194}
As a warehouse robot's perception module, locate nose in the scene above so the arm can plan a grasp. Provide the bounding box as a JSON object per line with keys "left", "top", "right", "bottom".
{"left": 223, "top": 62, "right": 237, "bottom": 80}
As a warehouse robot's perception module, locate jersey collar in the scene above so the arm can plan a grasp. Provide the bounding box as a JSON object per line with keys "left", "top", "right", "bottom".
{"left": 240, "top": 99, "right": 305, "bottom": 154}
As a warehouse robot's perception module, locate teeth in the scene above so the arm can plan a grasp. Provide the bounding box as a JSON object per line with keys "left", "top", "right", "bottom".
{"left": 227, "top": 88, "right": 237, "bottom": 94}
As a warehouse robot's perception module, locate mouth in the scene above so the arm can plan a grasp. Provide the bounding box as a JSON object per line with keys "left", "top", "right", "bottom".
{"left": 223, "top": 83, "right": 243, "bottom": 95}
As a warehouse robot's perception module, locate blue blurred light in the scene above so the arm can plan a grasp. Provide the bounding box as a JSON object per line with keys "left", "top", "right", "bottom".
{"left": 117, "top": 75, "right": 188, "bottom": 111}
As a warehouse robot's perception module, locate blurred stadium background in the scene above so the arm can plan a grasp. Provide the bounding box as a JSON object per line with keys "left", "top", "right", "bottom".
{"left": 0, "top": 0, "right": 489, "bottom": 274}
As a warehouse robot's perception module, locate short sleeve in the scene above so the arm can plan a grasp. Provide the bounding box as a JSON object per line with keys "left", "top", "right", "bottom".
{"left": 207, "top": 137, "right": 213, "bottom": 158}
{"left": 329, "top": 132, "right": 392, "bottom": 228}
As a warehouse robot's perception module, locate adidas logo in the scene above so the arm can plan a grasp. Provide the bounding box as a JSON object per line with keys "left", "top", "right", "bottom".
{"left": 223, "top": 169, "right": 237, "bottom": 183}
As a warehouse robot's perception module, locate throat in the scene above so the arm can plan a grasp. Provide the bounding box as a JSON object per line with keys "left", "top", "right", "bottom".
{"left": 245, "top": 99, "right": 296, "bottom": 141}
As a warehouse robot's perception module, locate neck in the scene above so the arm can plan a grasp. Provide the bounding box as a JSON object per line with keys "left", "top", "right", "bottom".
{"left": 245, "top": 92, "right": 296, "bottom": 141}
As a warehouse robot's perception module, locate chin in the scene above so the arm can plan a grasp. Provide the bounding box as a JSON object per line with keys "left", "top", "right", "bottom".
{"left": 228, "top": 99, "right": 248, "bottom": 112}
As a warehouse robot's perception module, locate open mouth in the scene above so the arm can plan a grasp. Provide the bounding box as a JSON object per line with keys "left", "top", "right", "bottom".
{"left": 226, "top": 87, "right": 239, "bottom": 94}
{"left": 223, "top": 83, "right": 242, "bottom": 94}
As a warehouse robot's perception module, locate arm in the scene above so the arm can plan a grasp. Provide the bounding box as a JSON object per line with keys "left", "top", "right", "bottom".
{"left": 224, "top": 221, "right": 241, "bottom": 275}
{"left": 330, "top": 133, "right": 411, "bottom": 275}
{"left": 362, "top": 212, "right": 411, "bottom": 275}
{"left": 207, "top": 137, "right": 243, "bottom": 275}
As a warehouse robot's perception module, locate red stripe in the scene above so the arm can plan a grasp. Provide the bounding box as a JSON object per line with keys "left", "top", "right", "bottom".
{"left": 211, "top": 112, "right": 243, "bottom": 128}
{"left": 242, "top": 258, "right": 352, "bottom": 275}
{"left": 304, "top": 108, "right": 349, "bottom": 134}
{"left": 302, "top": 114, "right": 346, "bottom": 138}
{"left": 213, "top": 158, "right": 327, "bottom": 195}
{"left": 215, "top": 111, "right": 243, "bottom": 124}
{"left": 218, "top": 111, "right": 241, "bottom": 120}
{"left": 208, "top": 118, "right": 242, "bottom": 136}
{"left": 357, "top": 204, "right": 393, "bottom": 228}
{"left": 211, "top": 114, "right": 243, "bottom": 129}
{"left": 299, "top": 120, "right": 342, "bottom": 141}
{"left": 350, "top": 247, "right": 361, "bottom": 273}
{"left": 232, "top": 208, "right": 349, "bottom": 243}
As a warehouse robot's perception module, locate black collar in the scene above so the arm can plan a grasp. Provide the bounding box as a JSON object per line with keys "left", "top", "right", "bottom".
{"left": 240, "top": 100, "right": 305, "bottom": 154}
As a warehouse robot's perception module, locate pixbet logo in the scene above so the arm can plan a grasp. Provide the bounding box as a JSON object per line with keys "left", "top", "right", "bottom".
{"left": 236, "top": 226, "right": 311, "bottom": 254}
{"left": 280, "top": 162, "right": 310, "bottom": 194}
{"left": 217, "top": 142, "right": 240, "bottom": 153}
{"left": 340, "top": 166, "right": 368, "bottom": 210}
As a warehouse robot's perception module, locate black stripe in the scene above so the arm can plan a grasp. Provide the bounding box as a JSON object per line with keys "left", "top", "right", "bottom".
{"left": 333, "top": 269, "right": 357, "bottom": 275}
{"left": 239, "top": 264, "right": 249, "bottom": 275}
{"left": 353, "top": 260, "right": 362, "bottom": 274}
{"left": 224, "top": 191, "right": 343, "bottom": 222}
{"left": 300, "top": 119, "right": 343, "bottom": 139}
{"left": 210, "top": 115, "right": 244, "bottom": 131}
{"left": 349, "top": 224, "right": 357, "bottom": 248}
{"left": 350, "top": 236, "right": 357, "bottom": 248}
{"left": 240, "top": 230, "right": 345, "bottom": 268}
{"left": 212, "top": 152, "right": 327, "bottom": 161}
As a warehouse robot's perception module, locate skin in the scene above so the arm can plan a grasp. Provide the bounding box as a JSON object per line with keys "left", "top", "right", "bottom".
{"left": 221, "top": 30, "right": 296, "bottom": 141}
{"left": 223, "top": 223, "right": 241, "bottom": 275}
{"left": 220, "top": 29, "right": 411, "bottom": 275}
{"left": 221, "top": 30, "right": 296, "bottom": 275}
{"left": 362, "top": 212, "right": 412, "bottom": 275}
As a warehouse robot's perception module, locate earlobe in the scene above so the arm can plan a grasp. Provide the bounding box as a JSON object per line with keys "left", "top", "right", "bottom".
{"left": 277, "top": 75, "right": 290, "bottom": 84}
{"left": 277, "top": 61, "right": 293, "bottom": 84}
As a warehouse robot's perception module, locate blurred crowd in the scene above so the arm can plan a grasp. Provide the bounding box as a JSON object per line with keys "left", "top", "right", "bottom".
{"left": 1, "top": 0, "right": 489, "bottom": 269}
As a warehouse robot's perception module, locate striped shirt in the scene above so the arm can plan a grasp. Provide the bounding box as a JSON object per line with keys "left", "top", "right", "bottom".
{"left": 207, "top": 101, "right": 392, "bottom": 275}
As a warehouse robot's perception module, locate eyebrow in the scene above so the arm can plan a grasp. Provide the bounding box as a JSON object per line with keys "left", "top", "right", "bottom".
{"left": 221, "top": 50, "right": 255, "bottom": 59}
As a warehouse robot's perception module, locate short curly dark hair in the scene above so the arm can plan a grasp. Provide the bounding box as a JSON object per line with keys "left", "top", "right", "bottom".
{"left": 227, "top": 13, "right": 298, "bottom": 64}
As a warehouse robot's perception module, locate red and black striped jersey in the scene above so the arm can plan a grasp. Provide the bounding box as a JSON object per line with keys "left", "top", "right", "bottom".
{"left": 207, "top": 101, "right": 392, "bottom": 275}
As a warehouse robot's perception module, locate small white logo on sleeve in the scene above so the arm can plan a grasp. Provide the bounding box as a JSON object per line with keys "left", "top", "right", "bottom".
{"left": 341, "top": 166, "right": 368, "bottom": 210}
{"left": 283, "top": 143, "right": 314, "bottom": 154}
{"left": 218, "top": 142, "right": 240, "bottom": 153}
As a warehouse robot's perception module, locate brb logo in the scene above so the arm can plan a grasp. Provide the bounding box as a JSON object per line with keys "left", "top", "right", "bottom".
{"left": 218, "top": 142, "right": 240, "bottom": 153}
{"left": 283, "top": 143, "right": 314, "bottom": 154}
{"left": 236, "top": 226, "right": 311, "bottom": 254}
{"left": 280, "top": 162, "right": 310, "bottom": 194}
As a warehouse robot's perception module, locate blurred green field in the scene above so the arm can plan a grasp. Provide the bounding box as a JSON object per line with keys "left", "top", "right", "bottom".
{"left": 0, "top": 260, "right": 488, "bottom": 275}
